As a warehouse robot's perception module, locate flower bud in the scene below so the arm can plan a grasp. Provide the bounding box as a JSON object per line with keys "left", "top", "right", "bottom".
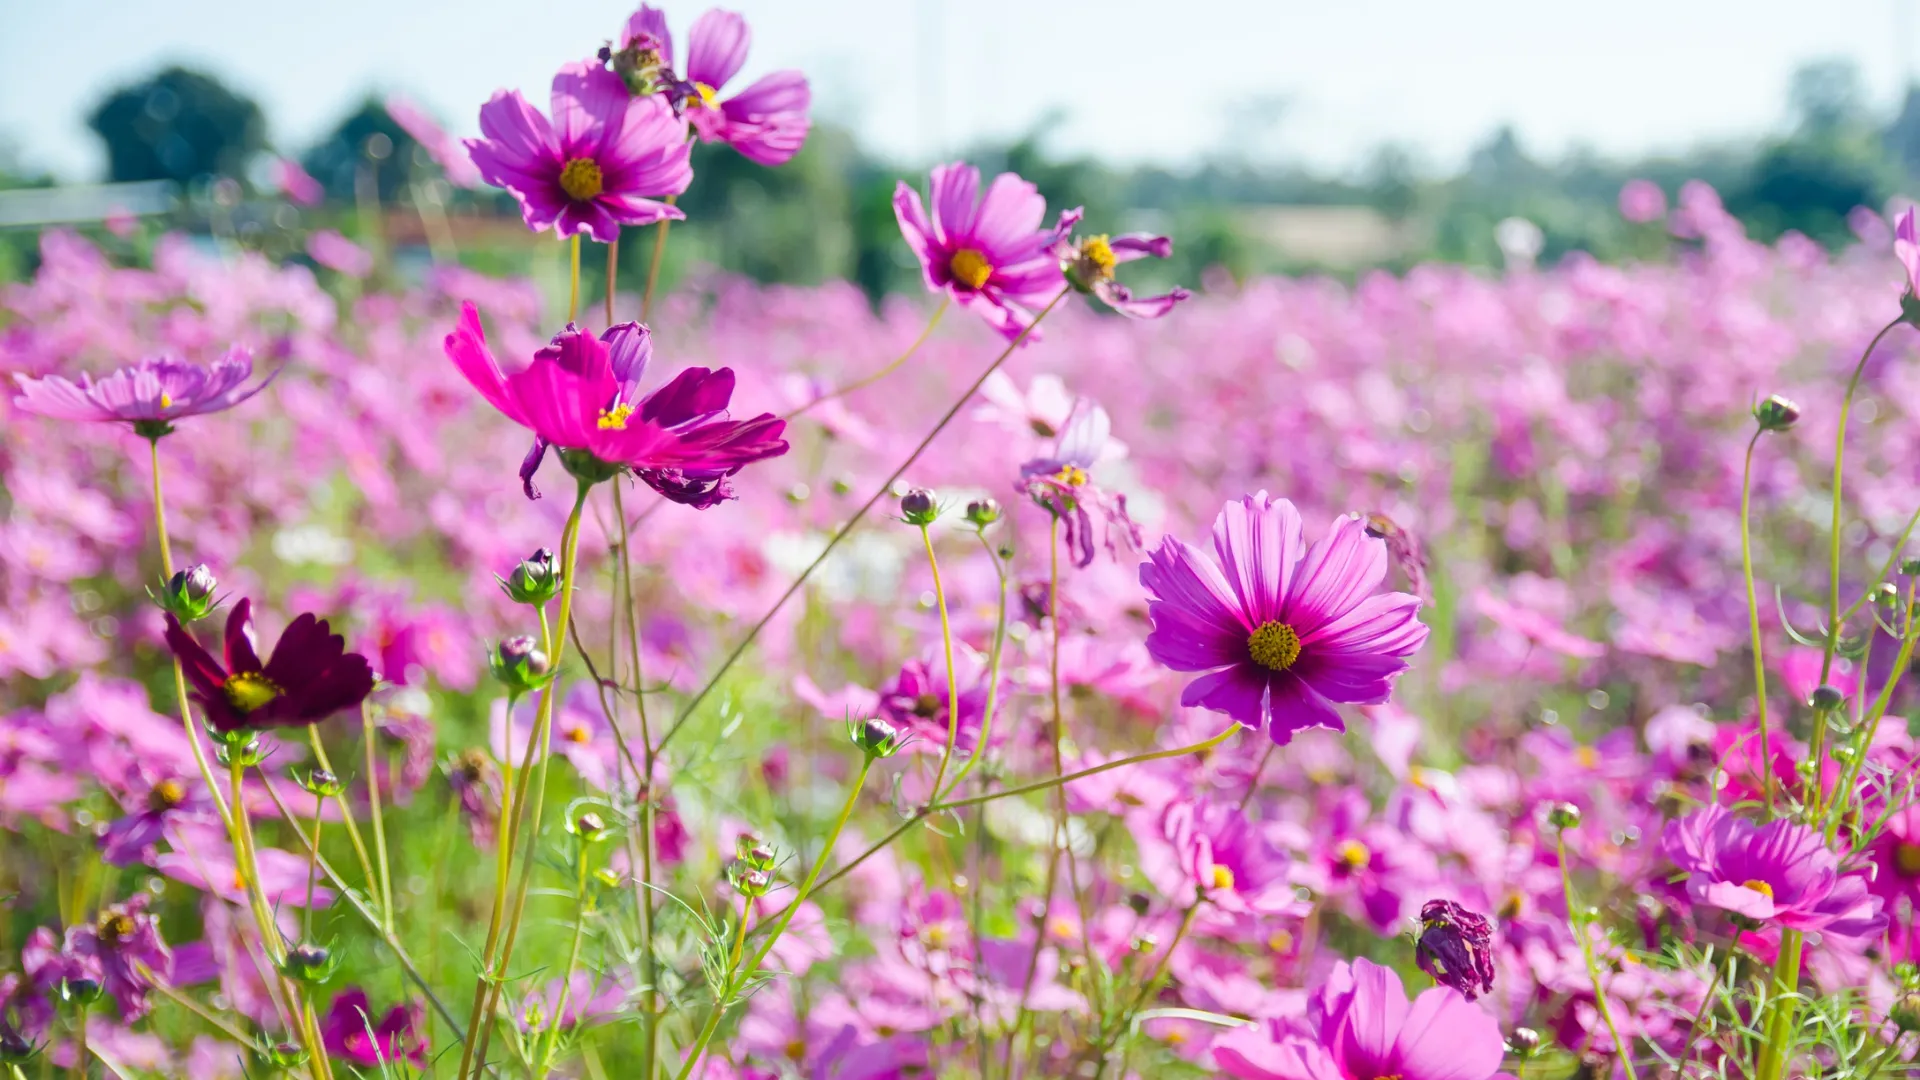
{"left": 1903, "top": 556, "right": 1920, "bottom": 577}
{"left": 1130, "top": 933, "right": 1159, "bottom": 954}
{"left": 1507, "top": 1027, "right": 1542, "bottom": 1055}
{"left": 900, "top": 488, "right": 939, "bottom": 526}
{"left": 296, "top": 767, "right": 344, "bottom": 798}
{"left": 261, "top": 1040, "right": 310, "bottom": 1069}
{"left": 152, "top": 563, "right": 220, "bottom": 622}
{"left": 61, "top": 977, "right": 103, "bottom": 1008}
{"left": 728, "top": 863, "right": 773, "bottom": 897}
{"left": 1873, "top": 582, "right": 1901, "bottom": 609}
{"left": 965, "top": 498, "right": 1002, "bottom": 528}
{"left": 1126, "top": 892, "right": 1152, "bottom": 916}
{"left": 1893, "top": 991, "right": 1920, "bottom": 1032}
{"left": 1548, "top": 802, "right": 1582, "bottom": 830}
{"left": 498, "top": 548, "right": 561, "bottom": 606}
{"left": 490, "top": 635, "right": 553, "bottom": 694}
{"left": 280, "top": 942, "right": 337, "bottom": 984}
{"left": 851, "top": 717, "right": 904, "bottom": 758}
{"left": 571, "top": 811, "right": 607, "bottom": 841}
{"left": 1752, "top": 394, "right": 1800, "bottom": 433}
{"left": 0, "top": 1031, "right": 34, "bottom": 1063}
{"left": 1810, "top": 684, "right": 1846, "bottom": 712}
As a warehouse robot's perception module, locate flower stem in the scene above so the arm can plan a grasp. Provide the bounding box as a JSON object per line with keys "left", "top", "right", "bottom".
{"left": 658, "top": 286, "right": 1073, "bottom": 757}
{"left": 532, "top": 838, "right": 595, "bottom": 1078}
{"left": 228, "top": 757, "right": 333, "bottom": 1080}
{"left": 939, "top": 531, "right": 1009, "bottom": 799}
{"left": 303, "top": 791, "right": 322, "bottom": 940}
{"left": 1821, "top": 317, "right": 1904, "bottom": 685}
{"left": 304, "top": 729, "right": 382, "bottom": 927}
{"left": 1095, "top": 899, "right": 1204, "bottom": 1074}
{"left": 145, "top": 438, "right": 232, "bottom": 834}
{"left": 1739, "top": 429, "right": 1775, "bottom": 815}
{"left": 568, "top": 233, "right": 582, "bottom": 324}
{"left": 1557, "top": 833, "right": 1637, "bottom": 1080}
{"left": 641, "top": 202, "right": 675, "bottom": 323}
{"left": 922, "top": 522, "right": 964, "bottom": 803}
{"left": 605, "top": 236, "right": 619, "bottom": 327}
{"left": 785, "top": 298, "right": 949, "bottom": 420}
{"left": 1756, "top": 929, "right": 1804, "bottom": 1080}
{"left": 361, "top": 701, "right": 394, "bottom": 934}
{"left": 610, "top": 480, "right": 661, "bottom": 1080}
{"left": 674, "top": 756, "right": 875, "bottom": 1080}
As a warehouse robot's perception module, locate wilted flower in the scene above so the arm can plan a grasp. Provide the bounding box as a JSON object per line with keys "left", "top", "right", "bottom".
{"left": 319, "top": 988, "right": 426, "bottom": 1069}
{"left": 1016, "top": 397, "right": 1140, "bottom": 567}
{"left": 619, "top": 6, "right": 812, "bottom": 166}
{"left": 445, "top": 307, "right": 788, "bottom": 502}
{"left": 1140, "top": 492, "right": 1430, "bottom": 744}
{"left": 12, "top": 349, "right": 275, "bottom": 436}
{"left": 1663, "top": 803, "right": 1886, "bottom": 940}
{"left": 1055, "top": 229, "right": 1190, "bottom": 319}
{"left": 1413, "top": 899, "right": 1496, "bottom": 1000}
{"left": 465, "top": 60, "right": 692, "bottom": 241}
{"left": 894, "top": 161, "right": 1081, "bottom": 340}
{"left": 163, "top": 598, "right": 376, "bottom": 734}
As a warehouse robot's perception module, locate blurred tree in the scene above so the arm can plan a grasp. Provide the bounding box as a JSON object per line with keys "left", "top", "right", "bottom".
{"left": 1885, "top": 84, "right": 1920, "bottom": 177}
{"left": 1729, "top": 60, "right": 1894, "bottom": 244}
{"left": 1790, "top": 58, "right": 1869, "bottom": 136}
{"left": 302, "top": 99, "right": 421, "bottom": 203}
{"left": 86, "top": 67, "right": 265, "bottom": 184}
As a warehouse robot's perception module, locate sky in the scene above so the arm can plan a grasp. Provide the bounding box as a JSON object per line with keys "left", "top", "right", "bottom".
{"left": 2, "top": 0, "right": 1918, "bottom": 181}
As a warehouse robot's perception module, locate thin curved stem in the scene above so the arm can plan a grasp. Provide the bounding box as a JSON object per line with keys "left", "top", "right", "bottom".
{"left": 785, "top": 298, "right": 949, "bottom": 420}
{"left": 361, "top": 700, "right": 394, "bottom": 933}
{"left": 568, "top": 233, "right": 582, "bottom": 325}
{"left": 641, "top": 203, "right": 675, "bottom": 323}
{"left": 658, "top": 287, "right": 1073, "bottom": 756}
{"left": 1739, "top": 429, "right": 1775, "bottom": 814}
{"left": 146, "top": 438, "right": 232, "bottom": 833}
{"left": 1822, "top": 317, "right": 1904, "bottom": 685}
{"left": 939, "top": 531, "right": 1009, "bottom": 799}
{"left": 532, "top": 841, "right": 595, "bottom": 1077}
{"left": 1559, "top": 833, "right": 1638, "bottom": 1080}
{"left": 922, "top": 523, "right": 963, "bottom": 801}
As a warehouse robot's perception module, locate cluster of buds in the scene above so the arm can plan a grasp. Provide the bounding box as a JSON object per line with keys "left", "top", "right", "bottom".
{"left": 727, "top": 834, "right": 779, "bottom": 897}
{"left": 490, "top": 635, "right": 554, "bottom": 695}
{"left": 498, "top": 548, "right": 561, "bottom": 606}
{"left": 151, "top": 563, "right": 220, "bottom": 622}
{"left": 848, "top": 716, "right": 904, "bottom": 759}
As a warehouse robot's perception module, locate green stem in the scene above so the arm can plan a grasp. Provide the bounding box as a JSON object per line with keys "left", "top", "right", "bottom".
{"left": 641, "top": 204, "right": 675, "bottom": 323}
{"left": 1558, "top": 834, "right": 1637, "bottom": 1080}
{"left": 785, "top": 298, "right": 949, "bottom": 420}
{"left": 605, "top": 237, "right": 619, "bottom": 327}
{"left": 304, "top": 729, "right": 382, "bottom": 927}
{"left": 1739, "top": 430, "right": 1775, "bottom": 815}
{"left": 568, "top": 233, "right": 582, "bottom": 324}
{"left": 922, "top": 523, "right": 964, "bottom": 802}
{"left": 303, "top": 792, "right": 322, "bottom": 940}
{"left": 611, "top": 480, "right": 660, "bottom": 1080}
{"left": 657, "top": 287, "right": 1074, "bottom": 757}
{"left": 361, "top": 701, "right": 394, "bottom": 933}
{"left": 1094, "top": 899, "right": 1204, "bottom": 1075}
{"left": 1824, "top": 582, "right": 1920, "bottom": 841}
{"left": 1822, "top": 317, "right": 1904, "bottom": 685}
{"left": 938, "top": 531, "right": 1009, "bottom": 800}
{"left": 532, "top": 840, "right": 595, "bottom": 1077}
{"left": 1757, "top": 930, "right": 1804, "bottom": 1080}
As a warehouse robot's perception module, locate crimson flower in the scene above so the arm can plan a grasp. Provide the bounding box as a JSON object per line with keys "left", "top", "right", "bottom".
{"left": 163, "top": 599, "right": 375, "bottom": 734}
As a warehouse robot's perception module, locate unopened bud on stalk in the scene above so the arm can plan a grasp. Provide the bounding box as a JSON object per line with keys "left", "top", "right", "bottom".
{"left": 261, "top": 1040, "right": 310, "bottom": 1069}
{"left": 0, "top": 1031, "right": 34, "bottom": 1063}
{"left": 850, "top": 716, "right": 904, "bottom": 758}
{"left": 1810, "top": 684, "right": 1846, "bottom": 712}
{"left": 965, "top": 498, "right": 1002, "bottom": 528}
{"left": 1894, "top": 992, "right": 1920, "bottom": 1032}
{"left": 1872, "top": 582, "right": 1900, "bottom": 609}
{"left": 61, "top": 977, "right": 103, "bottom": 1008}
{"left": 1903, "top": 556, "right": 1920, "bottom": 577}
{"left": 1752, "top": 394, "right": 1800, "bottom": 433}
{"left": 571, "top": 811, "right": 606, "bottom": 841}
{"left": 1507, "top": 1027, "right": 1542, "bottom": 1056}
{"left": 296, "top": 767, "right": 344, "bottom": 798}
{"left": 489, "top": 635, "right": 552, "bottom": 694}
{"left": 900, "top": 488, "right": 939, "bottom": 526}
{"left": 280, "top": 943, "right": 337, "bottom": 984}
{"left": 152, "top": 563, "right": 220, "bottom": 621}
{"left": 498, "top": 548, "right": 561, "bottom": 605}
{"left": 1126, "top": 892, "right": 1151, "bottom": 916}
{"left": 1548, "top": 803, "right": 1582, "bottom": 830}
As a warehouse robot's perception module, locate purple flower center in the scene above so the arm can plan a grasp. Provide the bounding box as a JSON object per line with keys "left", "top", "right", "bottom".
{"left": 559, "top": 158, "right": 605, "bottom": 202}
{"left": 223, "top": 671, "right": 283, "bottom": 713}
{"left": 1247, "top": 620, "right": 1302, "bottom": 671}
{"left": 948, "top": 248, "right": 993, "bottom": 290}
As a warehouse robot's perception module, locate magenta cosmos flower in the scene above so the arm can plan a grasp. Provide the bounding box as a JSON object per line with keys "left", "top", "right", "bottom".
{"left": 1213, "top": 958, "right": 1505, "bottom": 1080}
{"left": 1662, "top": 802, "right": 1886, "bottom": 941}
{"left": 12, "top": 349, "right": 274, "bottom": 435}
{"left": 895, "top": 162, "right": 1081, "bottom": 340}
{"left": 1897, "top": 207, "right": 1920, "bottom": 297}
{"left": 1141, "top": 493, "right": 1428, "bottom": 744}
{"left": 164, "top": 599, "right": 376, "bottom": 735}
{"left": 466, "top": 60, "right": 692, "bottom": 243}
{"left": 615, "top": 5, "right": 811, "bottom": 166}
{"left": 445, "top": 302, "right": 788, "bottom": 503}
{"left": 320, "top": 987, "right": 427, "bottom": 1069}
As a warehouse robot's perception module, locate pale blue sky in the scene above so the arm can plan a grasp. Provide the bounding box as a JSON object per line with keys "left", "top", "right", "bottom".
{"left": 1, "top": 0, "right": 1916, "bottom": 180}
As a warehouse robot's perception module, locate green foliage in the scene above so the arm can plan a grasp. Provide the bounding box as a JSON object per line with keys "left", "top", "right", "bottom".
{"left": 86, "top": 66, "right": 266, "bottom": 185}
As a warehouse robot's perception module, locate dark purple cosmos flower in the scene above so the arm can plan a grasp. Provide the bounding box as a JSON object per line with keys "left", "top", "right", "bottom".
{"left": 617, "top": 6, "right": 811, "bottom": 166}
{"left": 320, "top": 987, "right": 427, "bottom": 1069}
{"left": 163, "top": 598, "right": 376, "bottom": 734}
{"left": 1055, "top": 229, "right": 1190, "bottom": 319}
{"left": 12, "top": 349, "right": 274, "bottom": 433}
{"left": 1662, "top": 803, "right": 1887, "bottom": 941}
{"left": 24, "top": 898, "right": 172, "bottom": 1021}
{"left": 1141, "top": 493, "right": 1430, "bottom": 745}
{"left": 1212, "top": 957, "right": 1505, "bottom": 1080}
{"left": 894, "top": 161, "right": 1081, "bottom": 340}
{"left": 445, "top": 305, "right": 788, "bottom": 502}
{"left": 1413, "top": 899, "right": 1496, "bottom": 1000}
{"left": 465, "top": 59, "right": 692, "bottom": 242}
{"left": 97, "top": 764, "right": 217, "bottom": 866}
{"left": 1017, "top": 396, "right": 1140, "bottom": 568}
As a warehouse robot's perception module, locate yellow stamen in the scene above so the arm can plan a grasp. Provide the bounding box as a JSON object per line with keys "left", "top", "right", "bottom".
{"left": 159, "top": 392, "right": 173, "bottom": 410}
{"left": 1267, "top": 929, "right": 1295, "bottom": 952}
{"left": 558, "top": 157, "right": 604, "bottom": 202}
{"left": 564, "top": 725, "right": 592, "bottom": 744}
{"left": 1336, "top": 839, "right": 1371, "bottom": 870}
{"left": 923, "top": 923, "right": 951, "bottom": 949}
{"left": 597, "top": 402, "right": 635, "bottom": 430}
{"left": 1742, "top": 879, "right": 1775, "bottom": 900}
{"left": 149, "top": 779, "right": 186, "bottom": 811}
{"left": 1576, "top": 745, "right": 1599, "bottom": 769}
{"left": 1048, "top": 916, "right": 1078, "bottom": 941}
{"left": 690, "top": 81, "right": 718, "bottom": 109}
{"left": 1052, "top": 464, "right": 1088, "bottom": 487}
{"left": 222, "top": 670, "right": 282, "bottom": 714}
{"left": 97, "top": 911, "right": 137, "bottom": 943}
{"left": 1898, "top": 843, "right": 1920, "bottom": 876}
{"left": 948, "top": 248, "right": 993, "bottom": 290}
{"left": 1209, "top": 865, "right": 1235, "bottom": 891}
{"left": 1080, "top": 234, "right": 1117, "bottom": 279}
{"left": 784, "top": 1040, "right": 806, "bottom": 1062}
{"left": 1247, "top": 621, "right": 1302, "bottom": 671}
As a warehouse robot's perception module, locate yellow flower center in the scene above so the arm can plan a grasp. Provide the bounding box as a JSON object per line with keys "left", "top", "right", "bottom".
{"left": 1576, "top": 746, "right": 1599, "bottom": 769}
{"left": 1267, "top": 928, "right": 1294, "bottom": 952}
{"left": 159, "top": 392, "right": 173, "bottom": 410}
{"left": 222, "top": 670, "right": 283, "bottom": 714}
{"left": 784, "top": 1039, "right": 807, "bottom": 1062}
{"left": 97, "top": 911, "right": 137, "bottom": 943}
{"left": 149, "top": 779, "right": 187, "bottom": 811}
{"left": 1165, "top": 1028, "right": 1189, "bottom": 1046}
{"left": 1048, "top": 916, "right": 1078, "bottom": 941}
{"left": 923, "top": 923, "right": 951, "bottom": 949}
{"left": 230, "top": 868, "right": 248, "bottom": 892}
{"left": 948, "top": 248, "right": 993, "bottom": 290}
{"left": 1742, "top": 879, "right": 1775, "bottom": 900}
{"left": 1898, "top": 843, "right": 1920, "bottom": 876}
{"left": 1337, "top": 839, "right": 1371, "bottom": 870}
{"left": 1209, "top": 865, "right": 1235, "bottom": 891}
{"left": 564, "top": 725, "right": 592, "bottom": 744}
{"left": 1247, "top": 621, "right": 1302, "bottom": 671}
{"left": 597, "top": 402, "right": 635, "bottom": 430}
{"left": 1080, "top": 234, "right": 1117, "bottom": 279}
{"left": 690, "top": 81, "right": 718, "bottom": 109}
{"left": 1052, "top": 464, "right": 1088, "bottom": 487}
{"left": 559, "top": 157, "right": 605, "bottom": 202}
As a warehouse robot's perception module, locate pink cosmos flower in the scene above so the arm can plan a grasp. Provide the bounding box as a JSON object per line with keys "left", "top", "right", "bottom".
{"left": 1016, "top": 396, "right": 1140, "bottom": 567}
{"left": 12, "top": 350, "right": 275, "bottom": 432}
{"left": 1212, "top": 957, "right": 1505, "bottom": 1080}
{"left": 305, "top": 230, "right": 372, "bottom": 278}
{"left": 894, "top": 161, "right": 1081, "bottom": 340}
{"left": 444, "top": 304, "right": 788, "bottom": 502}
{"left": 274, "top": 158, "right": 324, "bottom": 206}
{"left": 1896, "top": 206, "right": 1920, "bottom": 297}
{"left": 1141, "top": 493, "right": 1429, "bottom": 744}
{"left": 320, "top": 987, "right": 426, "bottom": 1069}
{"left": 618, "top": 6, "right": 812, "bottom": 166}
{"left": 1663, "top": 803, "right": 1886, "bottom": 941}
{"left": 465, "top": 60, "right": 692, "bottom": 242}
{"left": 1056, "top": 228, "right": 1190, "bottom": 319}
{"left": 385, "top": 93, "right": 482, "bottom": 188}
{"left": 1618, "top": 179, "right": 1667, "bottom": 224}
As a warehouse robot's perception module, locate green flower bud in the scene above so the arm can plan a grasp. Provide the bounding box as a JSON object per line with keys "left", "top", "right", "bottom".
{"left": 570, "top": 811, "right": 607, "bottom": 841}
{"left": 151, "top": 563, "right": 220, "bottom": 622}
{"left": 497, "top": 548, "right": 561, "bottom": 606}
{"left": 1548, "top": 803, "right": 1582, "bottom": 830}
{"left": 295, "top": 767, "right": 344, "bottom": 798}
{"left": 260, "top": 1040, "right": 310, "bottom": 1070}
{"left": 1507, "top": 1027, "right": 1542, "bottom": 1056}
{"left": 1873, "top": 582, "right": 1900, "bottom": 609}
{"left": 489, "top": 635, "right": 553, "bottom": 694}
{"left": 900, "top": 488, "right": 939, "bottom": 527}
{"left": 0, "top": 1030, "right": 35, "bottom": 1063}
{"left": 965, "top": 498, "right": 1002, "bottom": 528}
{"left": 279, "top": 942, "right": 337, "bottom": 985}
{"left": 850, "top": 717, "right": 904, "bottom": 758}
{"left": 1752, "top": 394, "right": 1800, "bottom": 433}
{"left": 60, "top": 977, "right": 103, "bottom": 1008}
{"left": 1810, "top": 684, "right": 1846, "bottom": 711}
